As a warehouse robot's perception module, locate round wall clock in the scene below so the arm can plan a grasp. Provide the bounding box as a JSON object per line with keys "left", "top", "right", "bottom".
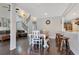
{"left": 46, "top": 20, "right": 51, "bottom": 24}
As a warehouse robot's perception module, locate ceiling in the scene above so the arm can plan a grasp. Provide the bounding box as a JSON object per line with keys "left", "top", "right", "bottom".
{"left": 0, "top": 3, "right": 10, "bottom": 10}
{"left": 16, "top": 3, "right": 69, "bottom": 18}
{"left": 65, "top": 4, "right": 79, "bottom": 21}
{"left": 0, "top": 3, "right": 10, "bottom": 18}
{"left": 16, "top": 3, "right": 79, "bottom": 21}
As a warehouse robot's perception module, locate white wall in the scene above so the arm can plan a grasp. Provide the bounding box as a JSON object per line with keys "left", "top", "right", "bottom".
{"left": 0, "top": 7, "right": 10, "bottom": 18}
{"left": 0, "top": 3, "right": 10, "bottom": 31}
{"left": 37, "top": 17, "right": 62, "bottom": 38}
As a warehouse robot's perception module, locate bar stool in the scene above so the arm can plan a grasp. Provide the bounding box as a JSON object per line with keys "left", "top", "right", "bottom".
{"left": 60, "top": 37, "right": 70, "bottom": 55}
{"left": 55, "top": 33, "right": 64, "bottom": 52}
{"left": 58, "top": 34, "right": 63, "bottom": 52}
{"left": 55, "top": 33, "right": 60, "bottom": 47}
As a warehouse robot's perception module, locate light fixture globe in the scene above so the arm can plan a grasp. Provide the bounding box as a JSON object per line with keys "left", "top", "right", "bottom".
{"left": 31, "top": 16, "right": 37, "bottom": 24}
{"left": 16, "top": 8, "right": 30, "bottom": 20}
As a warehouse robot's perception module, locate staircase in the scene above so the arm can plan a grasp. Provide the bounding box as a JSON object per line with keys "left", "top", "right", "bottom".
{"left": 16, "top": 8, "right": 31, "bottom": 33}
{"left": 16, "top": 13, "right": 31, "bottom": 33}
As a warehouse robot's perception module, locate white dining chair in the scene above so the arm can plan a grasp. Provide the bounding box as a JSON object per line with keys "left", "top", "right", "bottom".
{"left": 28, "top": 30, "right": 43, "bottom": 49}
{"left": 40, "top": 34, "right": 49, "bottom": 48}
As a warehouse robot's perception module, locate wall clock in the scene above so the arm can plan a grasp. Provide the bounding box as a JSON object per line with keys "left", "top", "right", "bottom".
{"left": 46, "top": 20, "right": 51, "bottom": 25}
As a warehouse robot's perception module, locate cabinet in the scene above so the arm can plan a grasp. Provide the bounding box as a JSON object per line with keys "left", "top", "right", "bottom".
{"left": 64, "top": 23, "right": 72, "bottom": 31}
